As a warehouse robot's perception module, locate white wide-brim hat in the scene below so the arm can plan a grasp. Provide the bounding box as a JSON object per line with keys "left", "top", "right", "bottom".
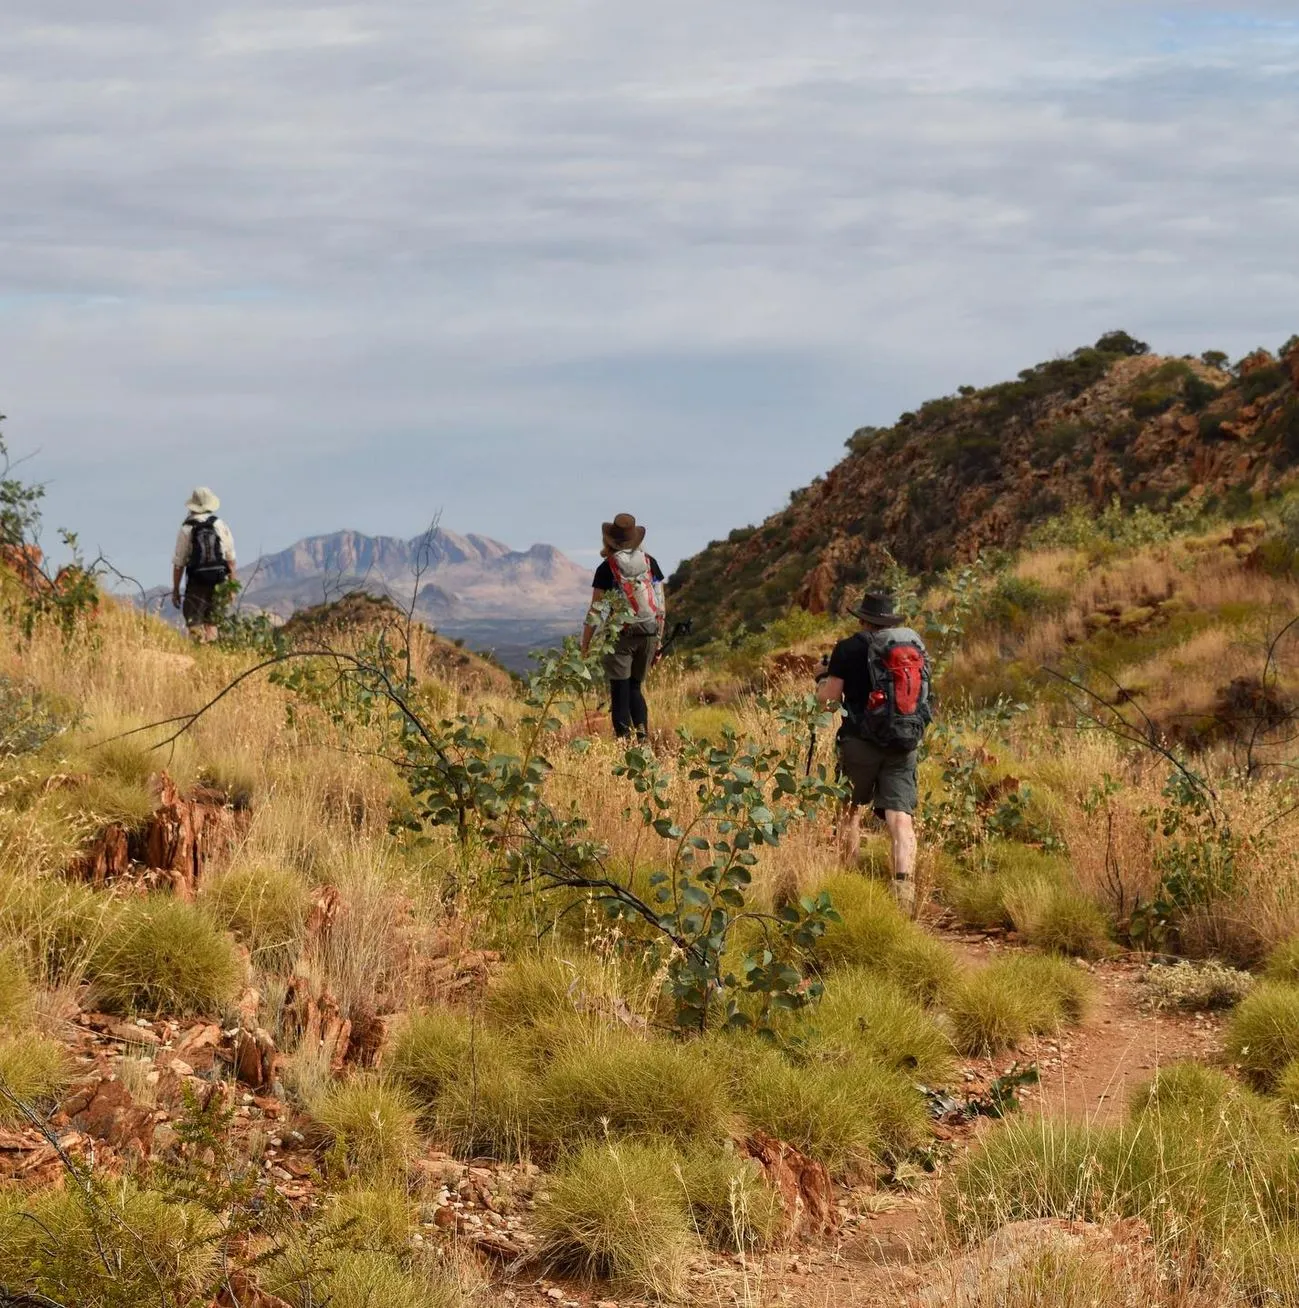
{"left": 186, "top": 486, "right": 220, "bottom": 514}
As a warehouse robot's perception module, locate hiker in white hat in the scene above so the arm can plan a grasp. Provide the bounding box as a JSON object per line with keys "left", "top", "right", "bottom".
{"left": 171, "top": 487, "right": 236, "bottom": 643}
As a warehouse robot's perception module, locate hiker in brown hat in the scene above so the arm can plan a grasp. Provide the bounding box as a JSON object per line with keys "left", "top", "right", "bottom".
{"left": 816, "top": 589, "right": 933, "bottom": 915}
{"left": 580, "top": 513, "right": 666, "bottom": 739}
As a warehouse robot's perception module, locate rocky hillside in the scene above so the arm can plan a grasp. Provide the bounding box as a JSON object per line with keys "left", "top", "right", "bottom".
{"left": 669, "top": 333, "right": 1299, "bottom": 634}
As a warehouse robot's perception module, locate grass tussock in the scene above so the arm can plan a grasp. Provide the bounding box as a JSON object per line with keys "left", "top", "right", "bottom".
{"left": 816, "top": 873, "right": 959, "bottom": 1003}
{"left": 1266, "top": 936, "right": 1299, "bottom": 987}
{"left": 949, "top": 953, "right": 1091, "bottom": 1056}
{"left": 0, "top": 942, "right": 32, "bottom": 1024}
{"left": 534, "top": 1140, "right": 695, "bottom": 1300}
{"left": 1226, "top": 983, "right": 1299, "bottom": 1089}
{"left": 537, "top": 1026, "right": 734, "bottom": 1148}
{"left": 0, "top": 874, "right": 122, "bottom": 987}
{"left": 0, "top": 1182, "right": 220, "bottom": 1306}
{"left": 202, "top": 862, "right": 312, "bottom": 969}
{"left": 0, "top": 1031, "right": 70, "bottom": 1124}
{"left": 311, "top": 1075, "right": 421, "bottom": 1178}
{"left": 91, "top": 896, "right": 243, "bottom": 1016}
{"left": 802, "top": 969, "right": 954, "bottom": 1084}
{"left": 676, "top": 1141, "right": 783, "bottom": 1252}
{"left": 725, "top": 1036, "right": 926, "bottom": 1175}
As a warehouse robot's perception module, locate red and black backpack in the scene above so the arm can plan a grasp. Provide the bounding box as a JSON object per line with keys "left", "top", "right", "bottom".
{"left": 844, "top": 627, "right": 933, "bottom": 750}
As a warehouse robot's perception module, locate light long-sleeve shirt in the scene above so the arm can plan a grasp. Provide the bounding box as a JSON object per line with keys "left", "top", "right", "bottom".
{"left": 173, "top": 516, "right": 236, "bottom": 571}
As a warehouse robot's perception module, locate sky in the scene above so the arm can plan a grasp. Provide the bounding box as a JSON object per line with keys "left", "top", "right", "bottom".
{"left": 4, "top": 2, "right": 1299, "bottom": 586}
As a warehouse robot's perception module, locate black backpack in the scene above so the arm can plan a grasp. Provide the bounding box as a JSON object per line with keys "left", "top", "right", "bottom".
{"left": 185, "top": 515, "right": 228, "bottom": 585}
{"left": 842, "top": 627, "right": 933, "bottom": 751}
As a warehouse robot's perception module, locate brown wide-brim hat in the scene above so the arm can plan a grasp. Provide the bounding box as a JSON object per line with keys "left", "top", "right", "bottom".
{"left": 602, "top": 512, "right": 647, "bottom": 555}
{"left": 850, "top": 590, "right": 904, "bottom": 625}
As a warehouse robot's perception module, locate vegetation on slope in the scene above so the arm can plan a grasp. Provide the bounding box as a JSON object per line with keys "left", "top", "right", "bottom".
{"left": 670, "top": 332, "right": 1299, "bottom": 636}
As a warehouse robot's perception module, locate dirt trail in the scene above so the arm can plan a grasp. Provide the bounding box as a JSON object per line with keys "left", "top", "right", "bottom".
{"left": 757, "top": 942, "right": 1229, "bottom": 1308}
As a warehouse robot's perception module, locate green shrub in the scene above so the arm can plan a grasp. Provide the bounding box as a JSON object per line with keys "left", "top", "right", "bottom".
{"left": 203, "top": 863, "right": 311, "bottom": 969}
{"left": 0, "top": 1031, "right": 69, "bottom": 1124}
{"left": 92, "top": 897, "right": 242, "bottom": 1015}
{"left": 536, "top": 1028, "right": 734, "bottom": 1148}
{"left": 676, "top": 1142, "right": 782, "bottom": 1251}
{"left": 0, "top": 1182, "right": 219, "bottom": 1307}
{"left": 311, "top": 1076, "right": 420, "bottom": 1177}
{"left": 535, "top": 1140, "right": 694, "bottom": 1298}
{"left": 1227, "top": 984, "right": 1299, "bottom": 1089}
{"left": 804, "top": 970, "right": 954, "bottom": 1084}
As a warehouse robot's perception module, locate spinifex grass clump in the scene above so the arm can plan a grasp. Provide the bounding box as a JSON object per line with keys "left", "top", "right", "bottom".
{"left": 0, "top": 873, "right": 121, "bottom": 986}
{"left": 948, "top": 953, "right": 1091, "bottom": 1056}
{"left": 676, "top": 1141, "right": 783, "bottom": 1252}
{"left": 311, "top": 1075, "right": 420, "bottom": 1178}
{"left": 1266, "top": 936, "right": 1299, "bottom": 986}
{"left": 390, "top": 1011, "right": 533, "bottom": 1160}
{"left": 535, "top": 1140, "right": 694, "bottom": 1299}
{"left": 1227, "top": 983, "right": 1299, "bottom": 1089}
{"left": 723, "top": 1036, "right": 927, "bottom": 1175}
{"left": 203, "top": 862, "right": 311, "bottom": 970}
{"left": 91, "top": 896, "right": 242, "bottom": 1015}
{"left": 816, "top": 873, "right": 958, "bottom": 1003}
{"left": 0, "top": 1182, "right": 220, "bottom": 1306}
{"left": 0, "top": 1031, "right": 69, "bottom": 1125}
{"left": 0, "top": 942, "right": 31, "bottom": 1023}
{"left": 802, "top": 969, "right": 954, "bottom": 1084}
{"left": 536, "top": 1026, "right": 735, "bottom": 1148}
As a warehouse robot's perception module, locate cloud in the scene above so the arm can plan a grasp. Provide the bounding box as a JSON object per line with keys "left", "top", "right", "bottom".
{"left": 2, "top": 1, "right": 1297, "bottom": 584}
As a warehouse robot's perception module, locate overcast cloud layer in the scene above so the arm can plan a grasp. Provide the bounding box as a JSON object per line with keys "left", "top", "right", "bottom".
{"left": 4, "top": 2, "right": 1299, "bottom": 585}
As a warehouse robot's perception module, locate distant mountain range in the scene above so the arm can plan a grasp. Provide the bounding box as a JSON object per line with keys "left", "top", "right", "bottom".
{"left": 237, "top": 527, "right": 590, "bottom": 625}
{"left": 142, "top": 526, "right": 593, "bottom": 670}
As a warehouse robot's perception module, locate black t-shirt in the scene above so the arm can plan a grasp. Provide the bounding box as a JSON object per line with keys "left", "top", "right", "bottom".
{"left": 592, "top": 555, "right": 665, "bottom": 591}
{"left": 826, "top": 631, "right": 876, "bottom": 717}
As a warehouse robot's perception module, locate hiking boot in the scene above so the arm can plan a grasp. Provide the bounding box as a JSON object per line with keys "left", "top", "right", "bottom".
{"left": 893, "top": 875, "right": 916, "bottom": 919}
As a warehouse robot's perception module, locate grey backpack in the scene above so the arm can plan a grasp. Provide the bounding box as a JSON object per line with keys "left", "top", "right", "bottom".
{"left": 607, "top": 549, "right": 662, "bottom": 636}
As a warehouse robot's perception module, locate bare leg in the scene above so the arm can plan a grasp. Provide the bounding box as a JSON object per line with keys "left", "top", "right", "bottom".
{"left": 837, "top": 802, "right": 862, "bottom": 866}
{"left": 884, "top": 810, "right": 918, "bottom": 915}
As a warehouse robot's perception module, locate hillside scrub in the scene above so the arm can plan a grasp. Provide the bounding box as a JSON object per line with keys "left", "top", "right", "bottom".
{"left": 6, "top": 433, "right": 1299, "bottom": 1303}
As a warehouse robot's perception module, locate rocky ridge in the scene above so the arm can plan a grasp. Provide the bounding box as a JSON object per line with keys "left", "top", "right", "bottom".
{"left": 669, "top": 335, "right": 1299, "bottom": 634}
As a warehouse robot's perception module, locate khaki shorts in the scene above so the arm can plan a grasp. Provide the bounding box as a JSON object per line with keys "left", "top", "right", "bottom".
{"left": 604, "top": 627, "right": 659, "bottom": 681}
{"left": 837, "top": 735, "right": 919, "bottom": 818}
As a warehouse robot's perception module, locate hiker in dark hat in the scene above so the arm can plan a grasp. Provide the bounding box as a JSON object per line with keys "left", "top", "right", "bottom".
{"left": 580, "top": 513, "right": 666, "bottom": 739}
{"left": 816, "top": 589, "right": 933, "bottom": 915}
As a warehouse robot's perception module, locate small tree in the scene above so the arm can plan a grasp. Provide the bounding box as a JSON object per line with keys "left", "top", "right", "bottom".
{"left": 1095, "top": 330, "right": 1150, "bottom": 357}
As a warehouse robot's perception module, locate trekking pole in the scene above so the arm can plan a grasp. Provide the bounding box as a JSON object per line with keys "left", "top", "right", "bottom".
{"left": 652, "top": 618, "right": 693, "bottom": 668}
